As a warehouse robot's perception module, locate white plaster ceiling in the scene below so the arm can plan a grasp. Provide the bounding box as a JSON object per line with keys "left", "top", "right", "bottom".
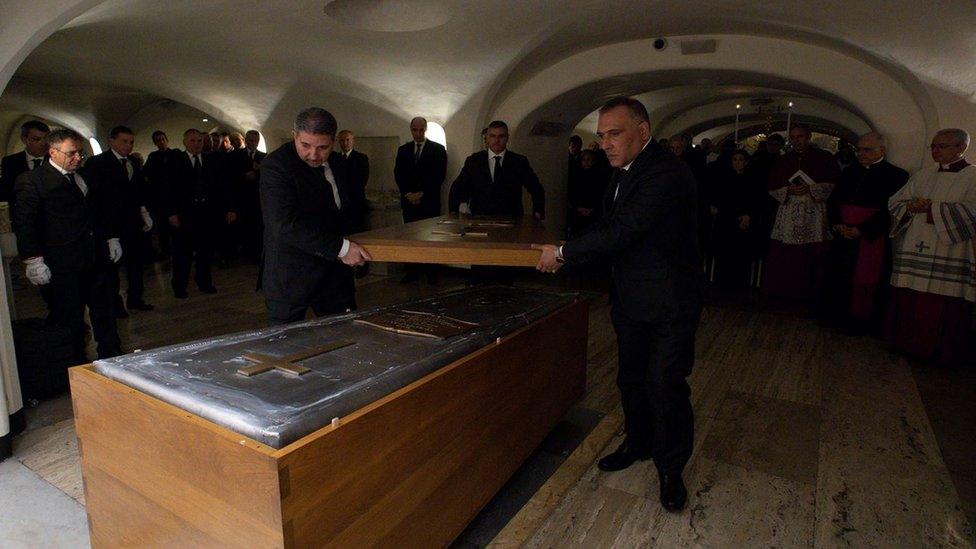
{"left": 2, "top": 0, "right": 974, "bottom": 140}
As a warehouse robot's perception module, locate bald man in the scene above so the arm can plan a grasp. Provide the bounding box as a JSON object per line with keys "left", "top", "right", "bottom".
{"left": 821, "top": 132, "right": 908, "bottom": 333}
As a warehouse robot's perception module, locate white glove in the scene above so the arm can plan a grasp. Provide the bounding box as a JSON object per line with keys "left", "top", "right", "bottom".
{"left": 24, "top": 256, "right": 51, "bottom": 285}
{"left": 108, "top": 238, "right": 123, "bottom": 263}
{"left": 140, "top": 206, "right": 154, "bottom": 232}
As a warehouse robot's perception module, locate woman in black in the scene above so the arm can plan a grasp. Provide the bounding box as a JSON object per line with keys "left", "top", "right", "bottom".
{"left": 566, "top": 149, "right": 610, "bottom": 238}
{"left": 712, "top": 150, "right": 767, "bottom": 288}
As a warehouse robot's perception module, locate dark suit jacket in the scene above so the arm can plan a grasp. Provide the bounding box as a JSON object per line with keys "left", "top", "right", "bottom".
{"left": 563, "top": 141, "right": 702, "bottom": 322}
{"left": 85, "top": 150, "right": 146, "bottom": 235}
{"left": 13, "top": 162, "right": 118, "bottom": 274}
{"left": 394, "top": 140, "right": 447, "bottom": 221}
{"left": 336, "top": 149, "right": 369, "bottom": 233}
{"left": 259, "top": 143, "right": 355, "bottom": 307}
{"left": 227, "top": 148, "right": 267, "bottom": 214}
{"left": 448, "top": 150, "right": 545, "bottom": 217}
{"left": 1, "top": 151, "right": 44, "bottom": 204}
{"left": 161, "top": 150, "right": 226, "bottom": 220}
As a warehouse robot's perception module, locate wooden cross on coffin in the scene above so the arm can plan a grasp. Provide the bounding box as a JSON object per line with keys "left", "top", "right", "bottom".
{"left": 236, "top": 340, "right": 355, "bottom": 377}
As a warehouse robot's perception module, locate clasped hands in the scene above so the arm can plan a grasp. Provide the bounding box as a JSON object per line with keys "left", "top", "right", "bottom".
{"left": 832, "top": 224, "right": 861, "bottom": 240}
{"left": 906, "top": 197, "right": 932, "bottom": 214}
{"left": 404, "top": 191, "right": 424, "bottom": 205}
{"left": 788, "top": 183, "right": 810, "bottom": 196}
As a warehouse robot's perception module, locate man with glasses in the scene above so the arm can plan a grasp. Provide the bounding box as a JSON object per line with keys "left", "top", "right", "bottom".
{"left": 13, "top": 128, "right": 123, "bottom": 362}
{"left": 0, "top": 120, "right": 50, "bottom": 206}
{"left": 884, "top": 128, "right": 976, "bottom": 366}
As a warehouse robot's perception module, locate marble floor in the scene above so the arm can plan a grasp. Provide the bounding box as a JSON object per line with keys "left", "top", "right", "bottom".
{"left": 3, "top": 259, "right": 974, "bottom": 547}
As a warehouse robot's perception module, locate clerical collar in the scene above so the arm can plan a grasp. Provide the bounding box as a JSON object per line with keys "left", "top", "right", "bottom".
{"left": 939, "top": 158, "right": 970, "bottom": 172}
{"left": 866, "top": 157, "right": 885, "bottom": 169}
{"left": 111, "top": 149, "right": 127, "bottom": 161}
{"left": 621, "top": 138, "right": 652, "bottom": 171}
{"left": 26, "top": 151, "right": 44, "bottom": 164}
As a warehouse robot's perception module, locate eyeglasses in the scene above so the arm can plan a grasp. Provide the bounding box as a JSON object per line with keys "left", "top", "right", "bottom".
{"left": 54, "top": 148, "right": 86, "bottom": 159}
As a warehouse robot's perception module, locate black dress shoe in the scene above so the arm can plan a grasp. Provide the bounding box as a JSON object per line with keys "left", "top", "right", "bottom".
{"left": 127, "top": 301, "right": 155, "bottom": 311}
{"left": 597, "top": 441, "right": 652, "bottom": 472}
{"left": 198, "top": 286, "right": 218, "bottom": 294}
{"left": 659, "top": 472, "right": 687, "bottom": 512}
{"left": 174, "top": 290, "right": 189, "bottom": 299}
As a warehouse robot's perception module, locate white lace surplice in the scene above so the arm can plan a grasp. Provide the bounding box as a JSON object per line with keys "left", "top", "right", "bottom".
{"left": 769, "top": 170, "right": 834, "bottom": 245}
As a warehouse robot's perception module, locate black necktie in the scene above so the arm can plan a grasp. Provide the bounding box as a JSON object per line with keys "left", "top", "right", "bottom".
{"left": 493, "top": 156, "right": 504, "bottom": 184}
{"left": 193, "top": 155, "right": 202, "bottom": 172}
{"left": 414, "top": 143, "right": 421, "bottom": 164}
{"left": 121, "top": 158, "right": 129, "bottom": 180}
{"left": 32, "top": 158, "right": 41, "bottom": 169}
{"left": 66, "top": 173, "right": 81, "bottom": 196}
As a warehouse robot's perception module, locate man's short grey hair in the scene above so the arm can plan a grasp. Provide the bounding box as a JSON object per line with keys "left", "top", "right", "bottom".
{"left": 410, "top": 117, "right": 427, "bottom": 128}
{"left": 295, "top": 107, "right": 338, "bottom": 137}
{"left": 45, "top": 128, "right": 82, "bottom": 148}
{"left": 936, "top": 128, "right": 970, "bottom": 148}
{"left": 860, "top": 131, "right": 887, "bottom": 150}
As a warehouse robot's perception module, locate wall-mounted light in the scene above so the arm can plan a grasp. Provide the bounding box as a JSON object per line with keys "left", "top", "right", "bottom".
{"left": 202, "top": 118, "right": 209, "bottom": 122}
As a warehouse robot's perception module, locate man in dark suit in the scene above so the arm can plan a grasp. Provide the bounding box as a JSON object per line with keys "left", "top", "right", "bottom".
{"left": 260, "top": 107, "right": 370, "bottom": 324}
{"left": 535, "top": 97, "right": 702, "bottom": 512}
{"left": 143, "top": 130, "right": 173, "bottom": 257}
{"left": 85, "top": 125, "right": 154, "bottom": 313}
{"left": 336, "top": 129, "right": 370, "bottom": 234}
{"left": 13, "top": 128, "right": 123, "bottom": 361}
{"left": 448, "top": 120, "right": 545, "bottom": 219}
{"left": 394, "top": 117, "right": 447, "bottom": 283}
{"left": 228, "top": 129, "right": 267, "bottom": 263}
{"left": 162, "top": 128, "right": 226, "bottom": 298}
{"left": 0, "top": 120, "right": 50, "bottom": 205}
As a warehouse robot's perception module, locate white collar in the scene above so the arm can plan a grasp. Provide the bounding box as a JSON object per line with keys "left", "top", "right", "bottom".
{"left": 48, "top": 158, "right": 72, "bottom": 176}
{"left": 26, "top": 151, "right": 45, "bottom": 163}
{"left": 111, "top": 149, "right": 127, "bottom": 161}
{"left": 185, "top": 150, "right": 202, "bottom": 162}
{"left": 489, "top": 149, "right": 506, "bottom": 160}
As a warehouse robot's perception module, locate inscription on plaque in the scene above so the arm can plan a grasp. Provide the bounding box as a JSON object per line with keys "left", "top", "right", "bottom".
{"left": 354, "top": 310, "right": 479, "bottom": 339}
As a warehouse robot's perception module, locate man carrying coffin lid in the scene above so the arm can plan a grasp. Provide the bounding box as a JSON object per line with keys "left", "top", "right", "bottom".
{"left": 534, "top": 97, "right": 702, "bottom": 513}
{"left": 259, "top": 107, "right": 370, "bottom": 325}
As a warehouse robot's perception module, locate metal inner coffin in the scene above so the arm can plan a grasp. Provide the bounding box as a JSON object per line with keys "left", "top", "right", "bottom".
{"left": 92, "top": 286, "right": 578, "bottom": 449}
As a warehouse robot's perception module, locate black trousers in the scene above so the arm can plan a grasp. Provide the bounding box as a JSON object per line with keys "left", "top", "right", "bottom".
{"left": 171, "top": 205, "right": 215, "bottom": 292}
{"left": 42, "top": 267, "right": 121, "bottom": 360}
{"left": 611, "top": 305, "right": 699, "bottom": 475}
{"left": 266, "top": 295, "right": 356, "bottom": 325}
{"left": 120, "top": 230, "right": 145, "bottom": 304}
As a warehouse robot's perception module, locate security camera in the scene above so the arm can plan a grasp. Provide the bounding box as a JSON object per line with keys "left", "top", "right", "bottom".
{"left": 653, "top": 38, "right": 668, "bottom": 51}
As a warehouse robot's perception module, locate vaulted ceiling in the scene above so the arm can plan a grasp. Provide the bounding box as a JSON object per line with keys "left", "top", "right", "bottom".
{"left": 1, "top": 0, "right": 974, "bottom": 160}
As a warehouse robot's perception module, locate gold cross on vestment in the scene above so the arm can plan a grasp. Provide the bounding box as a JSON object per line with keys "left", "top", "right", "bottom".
{"left": 236, "top": 340, "right": 355, "bottom": 377}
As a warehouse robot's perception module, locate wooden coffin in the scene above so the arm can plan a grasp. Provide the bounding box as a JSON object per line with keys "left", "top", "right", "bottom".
{"left": 70, "top": 297, "right": 588, "bottom": 547}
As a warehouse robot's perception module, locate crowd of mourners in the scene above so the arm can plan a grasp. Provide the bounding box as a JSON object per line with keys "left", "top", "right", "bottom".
{"left": 1, "top": 116, "right": 972, "bottom": 368}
